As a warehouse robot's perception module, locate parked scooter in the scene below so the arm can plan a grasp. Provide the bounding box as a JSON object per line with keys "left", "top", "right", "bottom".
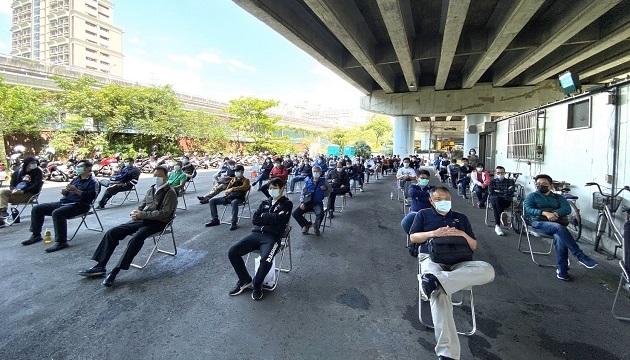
{"left": 93, "top": 153, "right": 120, "bottom": 177}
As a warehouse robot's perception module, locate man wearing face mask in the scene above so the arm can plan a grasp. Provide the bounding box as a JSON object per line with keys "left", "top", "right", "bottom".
{"left": 457, "top": 158, "right": 473, "bottom": 199}
{"left": 97, "top": 157, "right": 140, "bottom": 209}
{"left": 292, "top": 166, "right": 330, "bottom": 236}
{"left": 524, "top": 174, "right": 597, "bottom": 281}
{"left": 410, "top": 187, "right": 495, "bottom": 360}
{"left": 396, "top": 158, "right": 418, "bottom": 202}
{"left": 326, "top": 161, "right": 351, "bottom": 218}
{"left": 470, "top": 163, "right": 490, "bottom": 208}
{"left": 488, "top": 166, "right": 515, "bottom": 236}
{"left": 78, "top": 166, "right": 178, "bottom": 286}
{"left": 22, "top": 160, "right": 98, "bottom": 252}
{"left": 198, "top": 160, "right": 236, "bottom": 204}
{"left": 252, "top": 157, "right": 273, "bottom": 190}
{"left": 228, "top": 177, "right": 293, "bottom": 300}
{"left": 167, "top": 160, "right": 188, "bottom": 194}
{"left": 0, "top": 157, "right": 43, "bottom": 227}
{"left": 181, "top": 155, "right": 197, "bottom": 181}
{"left": 259, "top": 156, "right": 288, "bottom": 199}
{"left": 352, "top": 159, "right": 365, "bottom": 192}
{"left": 288, "top": 158, "right": 312, "bottom": 193}
{"left": 205, "top": 165, "right": 251, "bottom": 230}
{"left": 401, "top": 170, "right": 434, "bottom": 234}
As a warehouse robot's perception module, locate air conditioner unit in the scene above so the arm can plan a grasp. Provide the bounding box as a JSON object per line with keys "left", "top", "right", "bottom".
{"left": 478, "top": 122, "right": 497, "bottom": 134}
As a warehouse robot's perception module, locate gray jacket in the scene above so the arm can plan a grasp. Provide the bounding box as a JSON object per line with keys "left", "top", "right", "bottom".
{"left": 138, "top": 184, "right": 178, "bottom": 223}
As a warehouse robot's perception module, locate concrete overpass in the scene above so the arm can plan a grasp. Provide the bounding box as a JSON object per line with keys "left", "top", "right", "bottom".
{"left": 233, "top": 0, "right": 630, "bottom": 154}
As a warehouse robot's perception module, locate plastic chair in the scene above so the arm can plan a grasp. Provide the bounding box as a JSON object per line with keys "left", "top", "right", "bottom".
{"left": 68, "top": 183, "right": 104, "bottom": 241}
{"left": 417, "top": 255, "right": 476, "bottom": 336}
{"left": 245, "top": 224, "right": 293, "bottom": 290}
{"left": 4, "top": 191, "right": 41, "bottom": 226}
{"left": 131, "top": 216, "right": 177, "bottom": 269}
{"left": 516, "top": 202, "right": 555, "bottom": 267}
{"left": 108, "top": 179, "right": 140, "bottom": 206}
{"left": 220, "top": 190, "right": 252, "bottom": 225}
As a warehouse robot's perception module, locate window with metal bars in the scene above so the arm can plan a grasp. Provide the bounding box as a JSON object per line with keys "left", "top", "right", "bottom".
{"left": 507, "top": 109, "right": 545, "bottom": 161}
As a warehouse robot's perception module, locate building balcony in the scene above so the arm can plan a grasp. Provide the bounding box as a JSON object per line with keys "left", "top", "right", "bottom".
{"left": 47, "top": 7, "right": 69, "bottom": 18}
{"left": 47, "top": 36, "right": 69, "bottom": 46}
{"left": 11, "top": 21, "right": 31, "bottom": 32}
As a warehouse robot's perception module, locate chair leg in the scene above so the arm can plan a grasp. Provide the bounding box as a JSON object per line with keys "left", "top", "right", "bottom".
{"left": 612, "top": 273, "right": 630, "bottom": 321}
{"left": 131, "top": 227, "right": 176, "bottom": 269}
{"left": 517, "top": 224, "right": 556, "bottom": 267}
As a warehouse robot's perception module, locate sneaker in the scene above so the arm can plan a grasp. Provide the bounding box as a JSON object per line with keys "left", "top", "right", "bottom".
{"left": 302, "top": 222, "right": 312, "bottom": 235}
{"left": 501, "top": 211, "right": 510, "bottom": 226}
{"left": 286, "top": 191, "right": 294, "bottom": 194}
{"left": 420, "top": 273, "right": 440, "bottom": 301}
{"left": 478, "top": 203, "right": 486, "bottom": 209}
{"left": 494, "top": 225, "right": 505, "bottom": 236}
{"left": 251, "top": 285, "right": 264, "bottom": 301}
{"left": 78, "top": 266, "right": 106, "bottom": 277}
{"left": 21, "top": 235, "right": 43, "bottom": 246}
{"left": 359, "top": 188, "right": 364, "bottom": 192}
{"left": 578, "top": 255, "right": 598, "bottom": 269}
{"left": 556, "top": 269, "right": 571, "bottom": 281}
{"left": 229, "top": 280, "right": 253, "bottom": 296}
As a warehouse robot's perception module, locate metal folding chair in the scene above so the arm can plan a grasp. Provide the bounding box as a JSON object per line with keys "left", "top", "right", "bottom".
{"left": 516, "top": 203, "right": 555, "bottom": 267}
{"left": 612, "top": 260, "right": 630, "bottom": 321}
{"left": 4, "top": 191, "right": 41, "bottom": 226}
{"left": 335, "top": 192, "right": 348, "bottom": 212}
{"left": 306, "top": 198, "right": 331, "bottom": 234}
{"left": 131, "top": 216, "right": 177, "bottom": 269}
{"left": 220, "top": 190, "right": 252, "bottom": 225}
{"left": 184, "top": 167, "right": 198, "bottom": 193}
{"left": 108, "top": 179, "right": 140, "bottom": 206}
{"left": 417, "top": 256, "right": 476, "bottom": 336}
{"left": 177, "top": 188, "right": 187, "bottom": 210}
{"left": 68, "top": 184, "right": 104, "bottom": 241}
{"left": 245, "top": 224, "right": 292, "bottom": 291}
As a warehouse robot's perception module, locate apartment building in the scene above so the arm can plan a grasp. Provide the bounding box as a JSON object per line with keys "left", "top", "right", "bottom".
{"left": 10, "top": 0, "right": 123, "bottom": 77}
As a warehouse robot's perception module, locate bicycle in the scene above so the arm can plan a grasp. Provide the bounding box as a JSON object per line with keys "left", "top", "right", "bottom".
{"left": 551, "top": 180, "right": 582, "bottom": 242}
{"left": 586, "top": 182, "right": 630, "bottom": 259}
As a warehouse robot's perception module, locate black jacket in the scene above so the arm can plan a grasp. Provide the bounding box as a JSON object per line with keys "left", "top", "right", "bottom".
{"left": 10, "top": 167, "right": 44, "bottom": 194}
{"left": 251, "top": 196, "right": 293, "bottom": 240}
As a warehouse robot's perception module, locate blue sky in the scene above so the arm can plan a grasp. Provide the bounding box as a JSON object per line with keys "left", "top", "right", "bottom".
{"left": 0, "top": 0, "right": 363, "bottom": 108}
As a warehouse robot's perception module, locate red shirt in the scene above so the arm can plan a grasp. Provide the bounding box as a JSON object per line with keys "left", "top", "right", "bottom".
{"left": 270, "top": 165, "right": 288, "bottom": 182}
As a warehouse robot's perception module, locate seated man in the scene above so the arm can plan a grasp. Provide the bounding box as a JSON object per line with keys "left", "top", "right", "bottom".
{"left": 205, "top": 165, "right": 251, "bottom": 230}
{"left": 260, "top": 156, "right": 287, "bottom": 198}
{"left": 181, "top": 155, "right": 197, "bottom": 180}
{"left": 198, "top": 160, "right": 236, "bottom": 204}
{"left": 457, "top": 158, "right": 473, "bottom": 199}
{"left": 524, "top": 174, "right": 597, "bottom": 281}
{"left": 364, "top": 157, "right": 376, "bottom": 183}
{"left": 292, "top": 166, "right": 330, "bottom": 236}
{"left": 78, "top": 166, "right": 178, "bottom": 287}
{"left": 327, "top": 161, "right": 351, "bottom": 218}
{"left": 0, "top": 156, "right": 44, "bottom": 226}
{"left": 438, "top": 156, "right": 450, "bottom": 182}
{"left": 396, "top": 157, "right": 417, "bottom": 200}
{"left": 447, "top": 159, "right": 460, "bottom": 188}
{"left": 488, "top": 166, "right": 515, "bottom": 236}
{"left": 470, "top": 163, "right": 490, "bottom": 208}
{"left": 213, "top": 157, "right": 231, "bottom": 183}
{"left": 168, "top": 161, "right": 188, "bottom": 194}
{"left": 410, "top": 186, "right": 495, "bottom": 360}
{"left": 98, "top": 157, "right": 140, "bottom": 209}
{"left": 400, "top": 169, "right": 433, "bottom": 234}
{"left": 252, "top": 157, "right": 273, "bottom": 190}
{"left": 351, "top": 159, "right": 365, "bottom": 192}
{"left": 288, "top": 158, "right": 312, "bottom": 193}
{"left": 22, "top": 160, "right": 98, "bottom": 252}
{"left": 227, "top": 177, "right": 293, "bottom": 300}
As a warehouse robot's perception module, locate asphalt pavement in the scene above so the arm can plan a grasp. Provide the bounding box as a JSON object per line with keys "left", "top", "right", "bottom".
{"left": 0, "top": 168, "right": 628, "bottom": 360}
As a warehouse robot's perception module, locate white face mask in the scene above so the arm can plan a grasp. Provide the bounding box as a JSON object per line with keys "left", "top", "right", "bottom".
{"left": 336, "top": 168, "right": 343, "bottom": 172}
{"left": 30, "top": 163, "right": 38, "bottom": 170}
{"left": 269, "top": 188, "right": 280, "bottom": 198}
{"left": 312, "top": 172, "right": 321, "bottom": 178}
{"left": 153, "top": 176, "right": 164, "bottom": 187}
{"left": 403, "top": 163, "right": 409, "bottom": 167}
{"left": 234, "top": 171, "right": 242, "bottom": 177}
{"left": 496, "top": 174, "right": 505, "bottom": 180}
{"left": 476, "top": 167, "right": 483, "bottom": 172}
{"left": 433, "top": 200, "right": 452, "bottom": 213}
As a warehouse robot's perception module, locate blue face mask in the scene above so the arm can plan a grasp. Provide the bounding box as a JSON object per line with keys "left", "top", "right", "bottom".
{"left": 434, "top": 200, "right": 452, "bottom": 213}
{"left": 174, "top": 165, "right": 181, "bottom": 171}
{"left": 75, "top": 167, "right": 85, "bottom": 175}
{"left": 418, "top": 178, "right": 429, "bottom": 187}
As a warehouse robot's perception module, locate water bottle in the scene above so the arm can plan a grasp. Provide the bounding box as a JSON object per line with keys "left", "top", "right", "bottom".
{"left": 11, "top": 207, "right": 20, "bottom": 223}
{"left": 390, "top": 191, "right": 393, "bottom": 200}
{"left": 44, "top": 229, "right": 52, "bottom": 243}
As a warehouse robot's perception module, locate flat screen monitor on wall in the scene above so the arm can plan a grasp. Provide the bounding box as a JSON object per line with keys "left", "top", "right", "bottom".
{"left": 558, "top": 70, "right": 581, "bottom": 95}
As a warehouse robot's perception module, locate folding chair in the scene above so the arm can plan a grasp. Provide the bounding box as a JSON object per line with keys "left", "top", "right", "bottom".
{"left": 335, "top": 192, "right": 348, "bottom": 213}
{"left": 184, "top": 167, "right": 198, "bottom": 193}
{"left": 220, "top": 190, "right": 252, "bottom": 225}
{"left": 306, "top": 198, "right": 331, "bottom": 234}
{"left": 131, "top": 216, "right": 177, "bottom": 269}
{"left": 4, "top": 191, "right": 41, "bottom": 226}
{"left": 612, "top": 260, "right": 630, "bottom": 321}
{"left": 516, "top": 202, "right": 555, "bottom": 267}
{"left": 108, "top": 179, "right": 140, "bottom": 206}
{"left": 68, "top": 184, "right": 104, "bottom": 241}
{"left": 417, "top": 255, "right": 476, "bottom": 336}
{"left": 245, "top": 224, "right": 292, "bottom": 291}
{"left": 177, "top": 189, "right": 187, "bottom": 210}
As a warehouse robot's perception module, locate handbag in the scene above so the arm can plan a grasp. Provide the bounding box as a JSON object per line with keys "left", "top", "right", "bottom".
{"left": 427, "top": 236, "right": 473, "bottom": 265}
{"left": 302, "top": 192, "right": 312, "bottom": 205}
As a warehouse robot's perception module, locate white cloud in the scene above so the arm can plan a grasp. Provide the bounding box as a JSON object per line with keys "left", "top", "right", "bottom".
{"left": 0, "top": 0, "right": 11, "bottom": 18}
{"left": 123, "top": 55, "right": 206, "bottom": 96}
{"left": 197, "top": 52, "right": 222, "bottom": 64}
{"left": 168, "top": 54, "right": 203, "bottom": 71}
{"left": 227, "top": 59, "right": 256, "bottom": 73}
{"left": 127, "top": 36, "right": 145, "bottom": 46}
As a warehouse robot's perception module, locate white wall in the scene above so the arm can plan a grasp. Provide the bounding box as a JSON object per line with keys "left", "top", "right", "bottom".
{"left": 493, "top": 85, "right": 630, "bottom": 242}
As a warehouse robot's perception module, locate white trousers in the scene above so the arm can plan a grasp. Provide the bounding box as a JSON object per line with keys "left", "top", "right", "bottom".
{"left": 418, "top": 254, "right": 495, "bottom": 359}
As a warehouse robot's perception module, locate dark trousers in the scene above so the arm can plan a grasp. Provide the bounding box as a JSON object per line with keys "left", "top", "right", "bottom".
{"left": 329, "top": 187, "right": 350, "bottom": 212}
{"left": 473, "top": 185, "right": 488, "bottom": 205}
{"left": 228, "top": 232, "right": 280, "bottom": 287}
{"left": 92, "top": 220, "right": 166, "bottom": 270}
{"left": 99, "top": 183, "right": 133, "bottom": 206}
{"left": 450, "top": 174, "right": 459, "bottom": 188}
{"left": 489, "top": 196, "right": 511, "bottom": 224}
{"left": 289, "top": 176, "right": 306, "bottom": 192}
{"left": 209, "top": 197, "right": 241, "bottom": 225}
{"left": 292, "top": 201, "right": 324, "bottom": 229}
{"left": 352, "top": 175, "right": 364, "bottom": 188}
{"left": 30, "top": 202, "right": 90, "bottom": 242}
{"left": 459, "top": 177, "right": 470, "bottom": 196}
{"left": 253, "top": 172, "right": 270, "bottom": 189}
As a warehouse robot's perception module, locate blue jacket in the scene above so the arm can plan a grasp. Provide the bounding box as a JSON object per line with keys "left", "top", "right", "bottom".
{"left": 524, "top": 191, "right": 571, "bottom": 224}
{"left": 60, "top": 175, "right": 98, "bottom": 205}
{"left": 110, "top": 166, "right": 140, "bottom": 183}
{"left": 408, "top": 184, "right": 433, "bottom": 212}
{"left": 313, "top": 159, "right": 327, "bottom": 173}
{"left": 302, "top": 177, "right": 328, "bottom": 203}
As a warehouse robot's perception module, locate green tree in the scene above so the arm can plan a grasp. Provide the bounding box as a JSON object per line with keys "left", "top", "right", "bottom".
{"left": 364, "top": 114, "right": 393, "bottom": 150}
{"left": 328, "top": 127, "right": 349, "bottom": 148}
{"left": 354, "top": 140, "right": 371, "bottom": 158}
{"left": 226, "top": 97, "right": 280, "bottom": 149}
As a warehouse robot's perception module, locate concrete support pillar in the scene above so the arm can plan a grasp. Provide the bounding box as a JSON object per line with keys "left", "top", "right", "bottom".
{"left": 393, "top": 116, "right": 415, "bottom": 157}
{"left": 464, "top": 113, "right": 489, "bottom": 155}
{"left": 420, "top": 132, "right": 430, "bottom": 151}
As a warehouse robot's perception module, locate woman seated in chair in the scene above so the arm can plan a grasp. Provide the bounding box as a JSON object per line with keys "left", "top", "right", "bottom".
{"left": 227, "top": 177, "right": 293, "bottom": 301}
{"left": 0, "top": 156, "right": 43, "bottom": 227}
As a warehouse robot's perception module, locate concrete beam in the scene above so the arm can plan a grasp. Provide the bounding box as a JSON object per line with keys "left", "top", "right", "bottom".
{"left": 360, "top": 80, "right": 564, "bottom": 117}
{"left": 580, "top": 52, "right": 630, "bottom": 79}
{"left": 232, "top": 0, "right": 373, "bottom": 94}
{"left": 493, "top": 0, "right": 620, "bottom": 87}
{"left": 377, "top": 0, "right": 418, "bottom": 91}
{"left": 435, "top": 0, "right": 471, "bottom": 90}
{"left": 524, "top": 19, "right": 630, "bottom": 85}
{"left": 462, "top": 0, "right": 544, "bottom": 88}
{"left": 303, "top": 0, "right": 396, "bottom": 93}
